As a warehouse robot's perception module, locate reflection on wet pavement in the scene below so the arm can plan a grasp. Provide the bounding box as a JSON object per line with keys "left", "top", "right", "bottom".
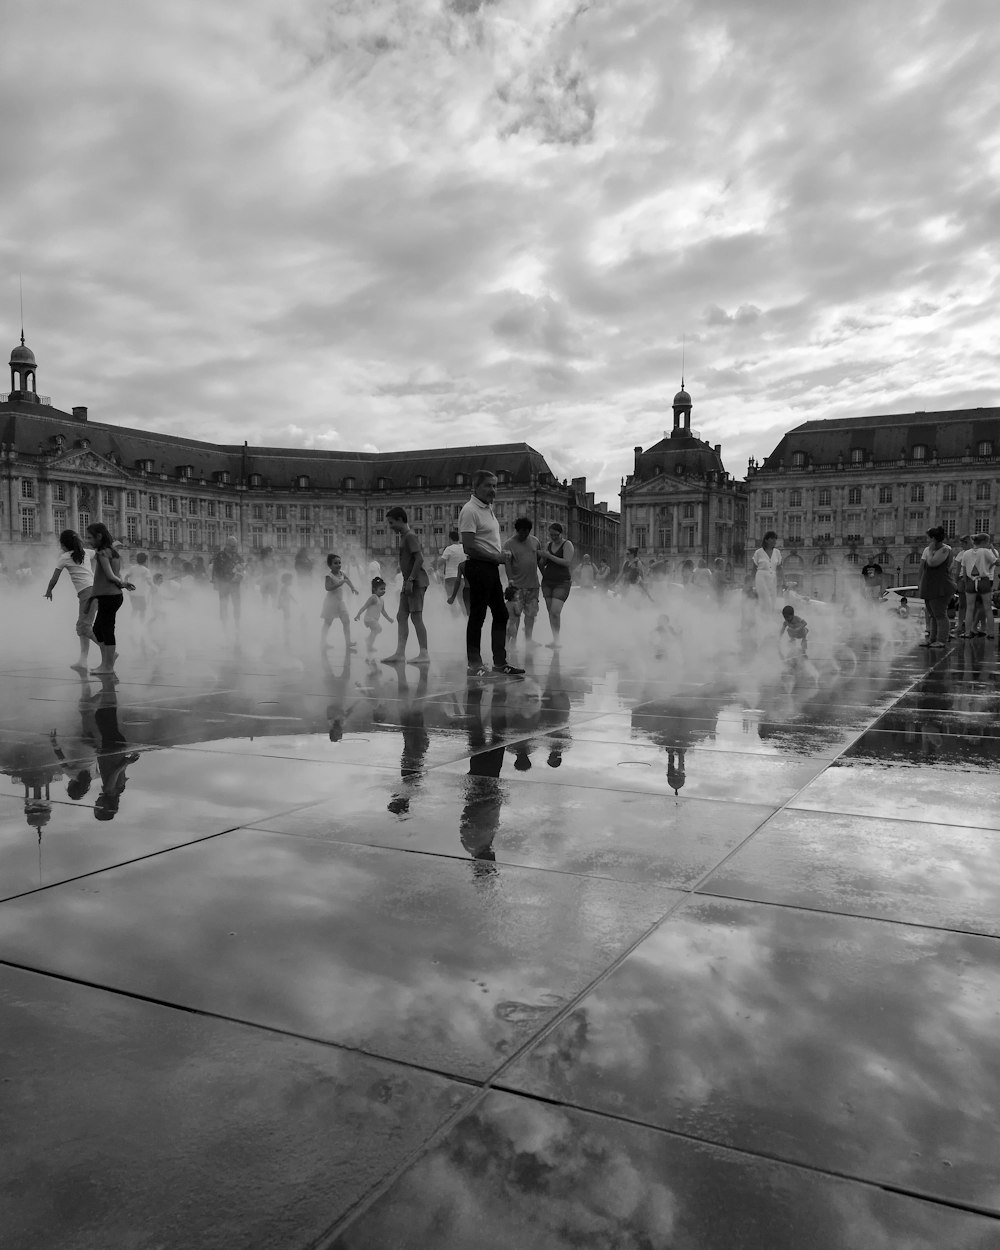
{"left": 2, "top": 633, "right": 999, "bottom": 1246}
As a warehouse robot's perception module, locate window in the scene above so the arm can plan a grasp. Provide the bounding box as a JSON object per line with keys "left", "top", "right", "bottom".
{"left": 786, "top": 516, "right": 802, "bottom": 539}
{"left": 633, "top": 527, "right": 647, "bottom": 548}
{"left": 847, "top": 487, "right": 862, "bottom": 505}
{"left": 342, "top": 476, "right": 355, "bottom": 491}
{"left": 850, "top": 448, "right": 864, "bottom": 464}
{"left": 168, "top": 497, "right": 179, "bottom": 514}
{"left": 177, "top": 465, "right": 193, "bottom": 480}
{"left": 252, "top": 504, "right": 264, "bottom": 520}
{"left": 298, "top": 527, "right": 311, "bottom": 542}
{"left": 53, "top": 507, "right": 67, "bottom": 530}
{"left": 296, "top": 475, "right": 310, "bottom": 489}
{"left": 20, "top": 508, "right": 35, "bottom": 538}
{"left": 53, "top": 482, "right": 67, "bottom": 502}
{"left": 346, "top": 507, "right": 357, "bottom": 524}
{"left": 375, "top": 508, "right": 385, "bottom": 522}
{"left": 224, "top": 503, "right": 233, "bottom": 519}
{"left": 455, "top": 473, "right": 466, "bottom": 487}
{"left": 817, "top": 488, "right": 831, "bottom": 506}
{"left": 251, "top": 527, "right": 263, "bottom": 549}
{"left": 907, "top": 551, "right": 920, "bottom": 565}
{"left": 908, "top": 511, "right": 925, "bottom": 522}
{"left": 977, "top": 441, "right": 993, "bottom": 458}
{"left": 909, "top": 484, "right": 924, "bottom": 502}
{"left": 187, "top": 498, "right": 198, "bottom": 516}
{"left": 814, "top": 552, "right": 829, "bottom": 565}
{"left": 248, "top": 473, "right": 263, "bottom": 488}
{"left": 224, "top": 523, "right": 236, "bottom": 539}
{"left": 657, "top": 527, "right": 672, "bottom": 548}
{"left": 147, "top": 518, "right": 160, "bottom": 543}
{"left": 126, "top": 517, "right": 138, "bottom": 543}
{"left": 942, "top": 517, "right": 957, "bottom": 538}
{"left": 416, "top": 475, "right": 429, "bottom": 488}
{"left": 78, "top": 511, "right": 91, "bottom": 533}
{"left": 974, "top": 512, "right": 991, "bottom": 532}
{"left": 816, "top": 513, "right": 832, "bottom": 524}
{"left": 148, "top": 495, "right": 159, "bottom": 512}
{"left": 205, "top": 525, "right": 217, "bottom": 548}
{"left": 322, "top": 528, "right": 335, "bottom": 547}
{"left": 788, "top": 488, "right": 802, "bottom": 507}
{"left": 874, "top": 515, "right": 894, "bottom": 538}
{"left": 845, "top": 552, "right": 860, "bottom": 565}
{"left": 275, "top": 528, "right": 288, "bottom": 549}
{"left": 759, "top": 516, "right": 774, "bottom": 533}
{"left": 188, "top": 522, "right": 200, "bottom": 545}
{"left": 206, "top": 502, "right": 216, "bottom": 518}
{"left": 215, "top": 470, "right": 231, "bottom": 486}
{"left": 911, "top": 444, "right": 927, "bottom": 461}
{"left": 126, "top": 490, "right": 137, "bottom": 508}
{"left": 878, "top": 486, "right": 893, "bottom": 504}
{"left": 682, "top": 503, "right": 694, "bottom": 519}
{"left": 102, "top": 487, "right": 115, "bottom": 507}
{"left": 377, "top": 477, "right": 389, "bottom": 491}
{"left": 414, "top": 506, "right": 423, "bottom": 521}
{"left": 942, "top": 483, "right": 957, "bottom": 502}
{"left": 168, "top": 519, "right": 180, "bottom": 544}
{"left": 975, "top": 482, "right": 991, "bottom": 500}
{"left": 20, "top": 478, "right": 34, "bottom": 499}
{"left": 759, "top": 490, "right": 773, "bottom": 508}
{"left": 433, "top": 505, "right": 443, "bottom": 521}
{"left": 791, "top": 452, "right": 805, "bottom": 468}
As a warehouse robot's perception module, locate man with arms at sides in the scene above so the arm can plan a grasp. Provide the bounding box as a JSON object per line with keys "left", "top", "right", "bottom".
{"left": 459, "top": 470, "right": 525, "bottom": 679}
{"left": 382, "top": 507, "right": 431, "bottom": 665}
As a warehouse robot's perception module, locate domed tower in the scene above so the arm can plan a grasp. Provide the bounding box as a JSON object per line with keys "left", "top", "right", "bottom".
{"left": 670, "top": 380, "right": 692, "bottom": 438}
{"left": 9, "top": 331, "right": 40, "bottom": 404}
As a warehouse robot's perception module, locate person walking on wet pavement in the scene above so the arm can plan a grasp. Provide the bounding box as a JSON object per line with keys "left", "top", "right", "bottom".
{"left": 459, "top": 470, "right": 524, "bottom": 679}
{"left": 539, "top": 522, "right": 574, "bottom": 649}
{"left": 211, "top": 536, "right": 245, "bottom": 637}
{"left": 440, "top": 529, "right": 467, "bottom": 615}
{"left": 502, "top": 516, "right": 542, "bottom": 650}
{"left": 958, "top": 534, "right": 997, "bottom": 639}
{"left": 382, "top": 507, "right": 431, "bottom": 666}
{"left": 44, "top": 529, "right": 97, "bottom": 672}
{"left": 86, "top": 523, "right": 134, "bottom": 677}
{"left": 917, "top": 526, "right": 954, "bottom": 649}
{"left": 320, "top": 553, "right": 357, "bottom": 653}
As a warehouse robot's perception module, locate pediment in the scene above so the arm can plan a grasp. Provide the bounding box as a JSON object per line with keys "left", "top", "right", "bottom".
{"left": 48, "top": 449, "right": 128, "bottom": 478}
{"left": 625, "top": 473, "right": 701, "bottom": 498}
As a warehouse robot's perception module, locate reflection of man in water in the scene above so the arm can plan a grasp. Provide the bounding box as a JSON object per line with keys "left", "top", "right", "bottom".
{"left": 93, "top": 681, "right": 140, "bottom": 820}
{"left": 459, "top": 686, "right": 507, "bottom": 862}
{"left": 323, "top": 654, "right": 356, "bottom": 742}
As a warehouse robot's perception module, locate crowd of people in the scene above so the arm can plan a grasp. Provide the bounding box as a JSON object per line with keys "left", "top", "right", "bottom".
{"left": 33, "top": 471, "right": 999, "bottom": 678}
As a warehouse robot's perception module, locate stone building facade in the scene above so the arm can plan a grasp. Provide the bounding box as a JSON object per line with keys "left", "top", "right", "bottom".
{"left": 746, "top": 407, "right": 1000, "bottom": 598}
{"left": 620, "top": 386, "right": 748, "bottom": 571}
{"left": 1, "top": 336, "right": 619, "bottom": 568}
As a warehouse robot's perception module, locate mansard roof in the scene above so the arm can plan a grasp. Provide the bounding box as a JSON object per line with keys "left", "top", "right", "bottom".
{"left": 760, "top": 407, "right": 1000, "bottom": 471}
{"left": 631, "top": 432, "right": 729, "bottom": 484}
{"left": 0, "top": 399, "right": 557, "bottom": 490}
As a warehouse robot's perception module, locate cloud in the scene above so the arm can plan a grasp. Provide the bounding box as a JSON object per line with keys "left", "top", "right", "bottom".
{"left": 1, "top": 0, "right": 998, "bottom": 505}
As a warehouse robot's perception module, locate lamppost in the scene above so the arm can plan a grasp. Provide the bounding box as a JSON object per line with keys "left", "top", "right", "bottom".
{"left": 896, "top": 565, "right": 901, "bottom": 586}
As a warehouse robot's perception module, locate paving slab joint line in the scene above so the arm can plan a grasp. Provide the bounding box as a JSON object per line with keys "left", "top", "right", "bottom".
{"left": 313, "top": 652, "right": 945, "bottom": 1248}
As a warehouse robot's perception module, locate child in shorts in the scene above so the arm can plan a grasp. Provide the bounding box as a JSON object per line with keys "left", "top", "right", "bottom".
{"left": 354, "top": 577, "right": 394, "bottom": 652}
{"left": 320, "top": 553, "right": 357, "bottom": 652}
{"left": 779, "top": 604, "right": 809, "bottom": 656}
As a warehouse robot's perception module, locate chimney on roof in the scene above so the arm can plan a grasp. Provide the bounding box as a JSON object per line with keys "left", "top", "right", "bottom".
{"left": 714, "top": 444, "right": 721, "bottom": 454}
{"left": 72, "top": 406, "right": 88, "bottom": 422}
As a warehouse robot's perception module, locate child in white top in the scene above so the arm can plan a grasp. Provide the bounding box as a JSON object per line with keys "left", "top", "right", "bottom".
{"left": 44, "top": 529, "right": 96, "bottom": 671}
{"left": 354, "top": 577, "right": 393, "bottom": 652}
{"left": 320, "top": 553, "right": 357, "bottom": 652}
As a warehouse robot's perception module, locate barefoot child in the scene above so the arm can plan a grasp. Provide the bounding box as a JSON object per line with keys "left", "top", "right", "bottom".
{"left": 354, "top": 576, "right": 393, "bottom": 652}
{"left": 779, "top": 604, "right": 809, "bottom": 656}
{"left": 446, "top": 559, "right": 471, "bottom": 615}
{"left": 277, "top": 572, "right": 296, "bottom": 645}
{"left": 320, "top": 554, "right": 357, "bottom": 652}
{"left": 382, "top": 507, "right": 430, "bottom": 665}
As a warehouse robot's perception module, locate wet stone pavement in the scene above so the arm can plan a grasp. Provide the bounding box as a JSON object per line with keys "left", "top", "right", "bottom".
{"left": 2, "top": 630, "right": 1000, "bottom": 1248}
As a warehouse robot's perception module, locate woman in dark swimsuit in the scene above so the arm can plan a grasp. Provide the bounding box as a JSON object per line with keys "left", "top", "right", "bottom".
{"left": 539, "top": 523, "right": 574, "bottom": 649}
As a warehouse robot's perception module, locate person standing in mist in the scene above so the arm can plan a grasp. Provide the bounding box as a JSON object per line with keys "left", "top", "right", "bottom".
{"left": 459, "top": 470, "right": 524, "bottom": 679}
{"left": 211, "top": 535, "right": 245, "bottom": 638}
{"left": 43, "top": 529, "right": 97, "bottom": 672}
{"left": 752, "top": 531, "right": 782, "bottom": 618}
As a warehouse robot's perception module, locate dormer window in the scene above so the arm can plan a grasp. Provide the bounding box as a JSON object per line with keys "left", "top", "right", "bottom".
{"left": 415, "top": 474, "right": 430, "bottom": 488}
{"left": 76, "top": 438, "right": 90, "bottom": 450}
{"left": 247, "top": 473, "right": 263, "bottom": 488}
{"left": 791, "top": 451, "right": 806, "bottom": 468}
{"left": 136, "top": 458, "right": 155, "bottom": 473}
{"left": 51, "top": 434, "right": 65, "bottom": 449}
{"left": 455, "top": 473, "right": 466, "bottom": 487}
{"left": 295, "top": 474, "right": 310, "bottom": 489}
{"left": 977, "top": 440, "right": 993, "bottom": 458}
{"left": 376, "top": 477, "right": 390, "bottom": 491}
{"left": 177, "top": 465, "right": 193, "bottom": 480}
{"left": 496, "top": 470, "right": 511, "bottom": 486}
{"left": 850, "top": 448, "right": 864, "bottom": 464}
{"left": 911, "top": 444, "right": 927, "bottom": 461}
{"left": 214, "top": 470, "right": 231, "bottom": 485}
{"left": 342, "top": 475, "right": 356, "bottom": 491}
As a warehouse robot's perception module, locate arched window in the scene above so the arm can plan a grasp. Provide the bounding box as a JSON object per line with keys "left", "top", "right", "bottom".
{"left": 850, "top": 448, "right": 864, "bottom": 464}
{"left": 296, "top": 475, "right": 310, "bottom": 489}
{"left": 248, "top": 473, "right": 263, "bottom": 488}
{"left": 342, "top": 476, "right": 356, "bottom": 491}
{"left": 977, "top": 441, "right": 993, "bottom": 458}
{"left": 845, "top": 552, "right": 860, "bottom": 565}
{"left": 911, "top": 444, "right": 927, "bottom": 461}
{"left": 908, "top": 551, "right": 920, "bottom": 565}
{"left": 792, "top": 451, "right": 806, "bottom": 468}
{"left": 813, "top": 552, "right": 829, "bottom": 565}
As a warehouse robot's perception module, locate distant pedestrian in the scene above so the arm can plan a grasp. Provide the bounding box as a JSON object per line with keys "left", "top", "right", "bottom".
{"left": 211, "top": 536, "right": 245, "bottom": 635}
{"left": 577, "top": 554, "right": 596, "bottom": 589}
{"left": 752, "top": 532, "right": 782, "bottom": 616}
{"left": 459, "top": 470, "right": 524, "bottom": 678}
{"left": 44, "top": 529, "right": 96, "bottom": 672}
{"left": 440, "top": 529, "right": 467, "bottom": 615}
{"left": 382, "top": 507, "right": 430, "bottom": 665}
{"left": 917, "top": 526, "right": 954, "bottom": 649}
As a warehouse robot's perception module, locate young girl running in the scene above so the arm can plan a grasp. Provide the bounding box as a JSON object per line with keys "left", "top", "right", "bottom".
{"left": 354, "top": 577, "right": 394, "bottom": 652}
{"left": 320, "top": 553, "right": 357, "bottom": 652}
{"left": 44, "top": 529, "right": 97, "bottom": 671}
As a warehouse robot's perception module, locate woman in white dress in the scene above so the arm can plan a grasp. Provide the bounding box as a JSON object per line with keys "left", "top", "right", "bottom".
{"left": 44, "top": 529, "right": 97, "bottom": 671}
{"left": 752, "top": 531, "right": 782, "bottom": 616}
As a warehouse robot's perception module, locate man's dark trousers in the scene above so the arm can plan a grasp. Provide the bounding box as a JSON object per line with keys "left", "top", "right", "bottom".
{"left": 465, "top": 560, "right": 507, "bottom": 668}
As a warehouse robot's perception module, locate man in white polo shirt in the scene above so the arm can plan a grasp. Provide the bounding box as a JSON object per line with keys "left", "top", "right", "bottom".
{"left": 458, "top": 469, "right": 525, "bottom": 678}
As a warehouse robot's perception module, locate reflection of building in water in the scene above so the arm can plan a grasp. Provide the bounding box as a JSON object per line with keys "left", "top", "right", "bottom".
{"left": 666, "top": 748, "right": 685, "bottom": 795}
{"left": 2, "top": 332, "right": 618, "bottom": 564}
{"left": 747, "top": 406, "right": 1000, "bottom": 599}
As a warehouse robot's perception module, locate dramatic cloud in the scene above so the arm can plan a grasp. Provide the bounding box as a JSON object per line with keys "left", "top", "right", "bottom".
{"left": 2, "top": 0, "right": 998, "bottom": 503}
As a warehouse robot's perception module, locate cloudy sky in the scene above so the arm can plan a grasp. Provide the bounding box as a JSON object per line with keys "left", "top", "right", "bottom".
{"left": 2, "top": 0, "right": 998, "bottom": 505}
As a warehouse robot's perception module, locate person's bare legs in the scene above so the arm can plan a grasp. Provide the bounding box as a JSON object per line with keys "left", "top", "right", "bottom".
{"left": 384, "top": 608, "right": 408, "bottom": 662}
{"left": 546, "top": 595, "right": 565, "bottom": 648}
{"left": 340, "top": 610, "right": 355, "bottom": 652}
{"left": 411, "top": 611, "right": 429, "bottom": 663}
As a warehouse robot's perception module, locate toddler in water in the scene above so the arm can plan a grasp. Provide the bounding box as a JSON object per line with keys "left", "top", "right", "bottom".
{"left": 779, "top": 604, "right": 809, "bottom": 656}
{"left": 320, "top": 553, "right": 357, "bottom": 652}
{"left": 653, "top": 612, "right": 681, "bottom": 660}
{"left": 354, "top": 577, "right": 394, "bottom": 652}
